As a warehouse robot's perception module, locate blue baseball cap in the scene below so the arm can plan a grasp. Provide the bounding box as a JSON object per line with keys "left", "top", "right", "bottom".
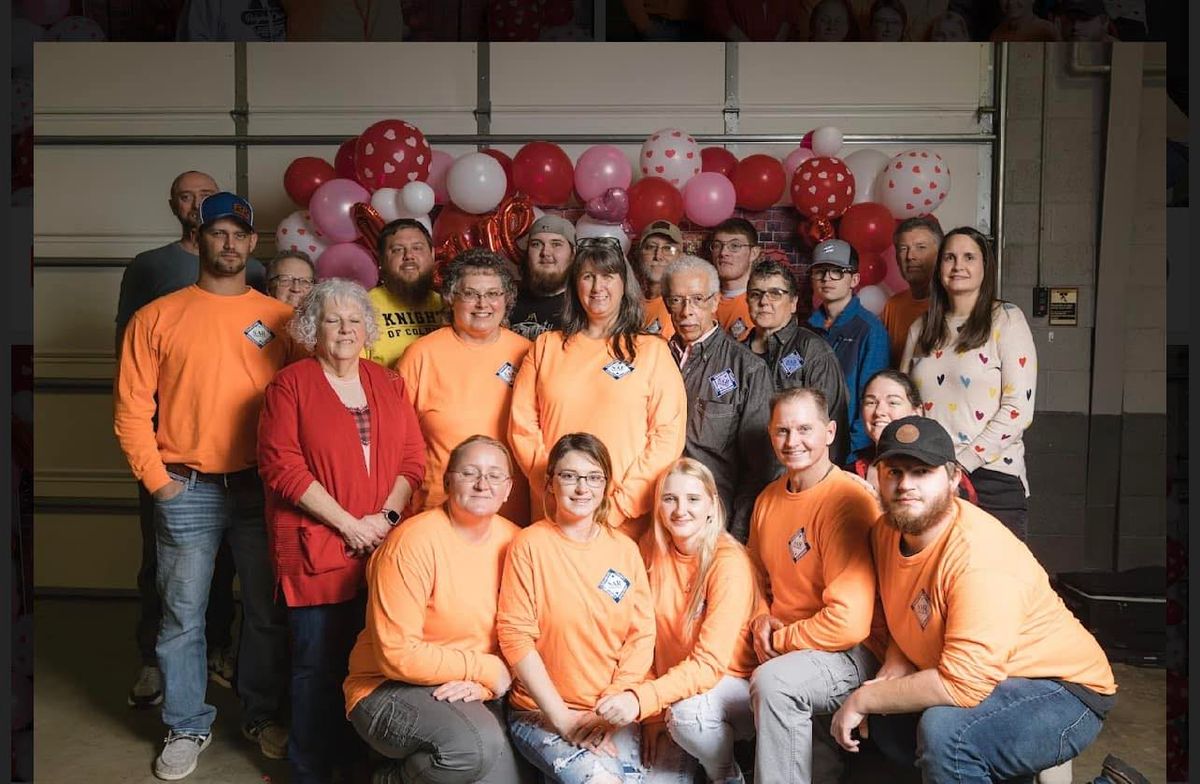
{"left": 200, "top": 191, "right": 255, "bottom": 230}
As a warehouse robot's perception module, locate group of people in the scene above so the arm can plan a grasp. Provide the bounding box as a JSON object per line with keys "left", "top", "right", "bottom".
{"left": 113, "top": 168, "right": 1139, "bottom": 784}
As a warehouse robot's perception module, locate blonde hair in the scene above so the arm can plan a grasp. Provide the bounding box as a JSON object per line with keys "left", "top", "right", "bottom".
{"left": 649, "top": 458, "right": 739, "bottom": 636}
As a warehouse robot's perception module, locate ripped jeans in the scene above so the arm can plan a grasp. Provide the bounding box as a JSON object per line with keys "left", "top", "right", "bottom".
{"left": 508, "top": 709, "right": 644, "bottom": 784}
{"left": 650, "top": 675, "right": 754, "bottom": 784}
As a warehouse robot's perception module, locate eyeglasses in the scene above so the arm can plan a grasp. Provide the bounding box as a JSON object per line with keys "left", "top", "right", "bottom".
{"left": 555, "top": 469, "right": 607, "bottom": 488}
{"left": 810, "top": 268, "right": 851, "bottom": 282}
{"left": 457, "top": 288, "right": 506, "bottom": 304}
{"left": 706, "top": 240, "right": 751, "bottom": 254}
{"left": 640, "top": 242, "right": 680, "bottom": 259}
{"left": 269, "top": 274, "right": 315, "bottom": 289}
{"left": 451, "top": 467, "right": 511, "bottom": 486}
{"left": 577, "top": 236, "right": 624, "bottom": 250}
{"left": 747, "top": 287, "right": 793, "bottom": 303}
{"left": 664, "top": 293, "right": 717, "bottom": 310}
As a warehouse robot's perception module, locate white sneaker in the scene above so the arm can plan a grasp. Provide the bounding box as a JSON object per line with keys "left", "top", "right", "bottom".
{"left": 127, "top": 665, "right": 163, "bottom": 709}
{"left": 153, "top": 731, "right": 211, "bottom": 780}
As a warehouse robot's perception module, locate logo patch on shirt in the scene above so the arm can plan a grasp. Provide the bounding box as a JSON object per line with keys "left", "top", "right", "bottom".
{"left": 495, "top": 361, "right": 516, "bottom": 386}
{"left": 729, "top": 318, "right": 748, "bottom": 338}
{"left": 243, "top": 320, "right": 276, "bottom": 348}
{"left": 598, "top": 569, "right": 632, "bottom": 603}
{"left": 708, "top": 368, "right": 738, "bottom": 398}
{"left": 602, "top": 360, "right": 634, "bottom": 380}
{"left": 646, "top": 318, "right": 662, "bottom": 335}
{"left": 779, "top": 351, "right": 805, "bottom": 376}
{"left": 788, "top": 527, "right": 810, "bottom": 562}
{"left": 911, "top": 589, "right": 932, "bottom": 630}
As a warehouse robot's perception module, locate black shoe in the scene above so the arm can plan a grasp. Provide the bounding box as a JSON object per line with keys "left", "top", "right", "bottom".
{"left": 1100, "top": 754, "right": 1151, "bottom": 784}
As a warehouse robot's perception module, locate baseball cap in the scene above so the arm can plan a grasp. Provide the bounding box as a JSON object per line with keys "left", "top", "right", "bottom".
{"left": 200, "top": 192, "right": 255, "bottom": 230}
{"left": 520, "top": 215, "right": 576, "bottom": 250}
{"left": 1057, "top": 0, "right": 1106, "bottom": 16}
{"left": 872, "top": 416, "right": 957, "bottom": 467}
{"left": 810, "top": 239, "right": 857, "bottom": 270}
{"left": 638, "top": 220, "right": 683, "bottom": 247}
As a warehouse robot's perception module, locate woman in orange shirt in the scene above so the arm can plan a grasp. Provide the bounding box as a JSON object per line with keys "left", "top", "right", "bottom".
{"left": 509, "top": 238, "right": 686, "bottom": 540}
{"left": 595, "top": 458, "right": 762, "bottom": 784}
{"left": 342, "top": 436, "right": 525, "bottom": 783}
{"left": 497, "top": 433, "right": 656, "bottom": 784}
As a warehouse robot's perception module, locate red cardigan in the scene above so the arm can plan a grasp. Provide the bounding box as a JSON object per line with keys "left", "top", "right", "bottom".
{"left": 258, "top": 357, "right": 426, "bottom": 606}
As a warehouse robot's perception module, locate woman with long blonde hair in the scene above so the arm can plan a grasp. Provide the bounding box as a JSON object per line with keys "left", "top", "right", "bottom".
{"left": 595, "top": 458, "right": 764, "bottom": 784}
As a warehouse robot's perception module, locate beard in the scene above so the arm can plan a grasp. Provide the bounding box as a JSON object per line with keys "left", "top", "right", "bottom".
{"left": 524, "top": 262, "right": 570, "bottom": 296}
{"left": 884, "top": 482, "right": 955, "bottom": 537}
{"left": 384, "top": 267, "right": 435, "bottom": 303}
{"left": 203, "top": 252, "right": 247, "bottom": 278}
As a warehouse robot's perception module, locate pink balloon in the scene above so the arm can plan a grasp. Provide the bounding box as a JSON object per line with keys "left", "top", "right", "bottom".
{"left": 584, "top": 187, "right": 629, "bottom": 223}
{"left": 682, "top": 172, "right": 736, "bottom": 228}
{"left": 574, "top": 145, "right": 633, "bottom": 202}
{"left": 782, "top": 146, "right": 816, "bottom": 177}
{"left": 22, "top": 0, "right": 70, "bottom": 26}
{"left": 880, "top": 245, "right": 909, "bottom": 294}
{"left": 315, "top": 243, "right": 379, "bottom": 290}
{"left": 426, "top": 150, "right": 454, "bottom": 205}
{"left": 308, "top": 178, "right": 370, "bottom": 244}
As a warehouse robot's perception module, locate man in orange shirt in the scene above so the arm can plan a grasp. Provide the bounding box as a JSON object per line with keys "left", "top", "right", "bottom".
{"left": 747, "top": 388, "right": 882, "bottom": 784}
{"left": 706, "top": 217, "right": 762, "bottom": 341}
{"left": 115, "top": 193, "right": 293, "bottom": 780}
{"left": 636, "top": 219, "right": 682, "bottom": 339}
{"left": 831, "top": 416, "right": 1125, "bottom": 783}
{"left": 879, "top": 216, "right": 942, "bottom": 366}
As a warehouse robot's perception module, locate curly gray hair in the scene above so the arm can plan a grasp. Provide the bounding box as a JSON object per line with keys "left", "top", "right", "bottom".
{"left": 288, "top": 278, "right": 379, "bottom": 351}
{"left": 441, "top": 248, "right": 519, "bottom": 323}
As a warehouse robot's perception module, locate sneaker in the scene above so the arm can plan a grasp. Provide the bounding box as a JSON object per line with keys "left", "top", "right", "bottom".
{"left": 207, "top": 646, "right": 236, "bottom": 689}
{"left": 128, "top": 665, "right": 164, "bottom": 709}
{"left": 153, "top": 731, "right": 211, "bottom": 780}
{"left": 242, "top": 719, "right": 288, "bottom": 760}
{"left": 1099, "top": 754, "right": 1151, "bottom": 784}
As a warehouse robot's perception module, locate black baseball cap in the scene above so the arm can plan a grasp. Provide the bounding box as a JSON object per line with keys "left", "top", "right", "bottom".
{"left": 872, "top": 416, "right": 957, "bottom": 467}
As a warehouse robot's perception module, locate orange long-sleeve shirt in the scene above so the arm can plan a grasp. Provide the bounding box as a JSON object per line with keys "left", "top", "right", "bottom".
{"left": 717, "top": 292, "right": 753, "bottom": 342}
{"left": 632, "top": 533, "right": 764, "bottom": 720}
{"left": 872, "top": 499, "right": 1116, "bottom": 708}
{"left": 496, "top": 519, "right": 655, "bottom": 712}
{"left": 879, "top": 290, "right": 929, "bottom": 368}
{"left": 396, "top": 326, "right": 533, "bottom": 524}
{"left": 642, "top": 296, "right": 676, "bottom": 341}
{"left": 748, "top": 469, "right": 884, "bottom": 660}
{"left": 114, "top": 285, "right": 300, "bottom": 494}
{"left": 508, "top": 332, "right": 686, "bottom": 536}
{"left": 343, "top": 508, "right": 519, "bottom": 714}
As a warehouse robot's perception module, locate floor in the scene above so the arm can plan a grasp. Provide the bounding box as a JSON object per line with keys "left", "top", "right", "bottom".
{"left": 34, "top": 597, "right": 1166, "bottom": 783}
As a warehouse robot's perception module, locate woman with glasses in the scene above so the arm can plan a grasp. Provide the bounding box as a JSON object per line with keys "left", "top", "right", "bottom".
{"left": 398, "top": 248, "right": 533, "bottom": 525}
{"left": 498, "top": 433, "right": 655, "bottom": 784}
{"left": 510, "top": 237, "right": 686, "bottom": 540}
{"left": 344, "top": 435, "right": 527, "bottom": 784}
{"left": 265, "top": 250, "right": 316, "bottom": 307}
{"left": 594, "top": 458, "right": 762, "bottom": 784}
{"left": 258, "top": 279, "right": 426, "bottom": 783}
{"left": 900, "top": 227, "right": 1038, "bottom": 539}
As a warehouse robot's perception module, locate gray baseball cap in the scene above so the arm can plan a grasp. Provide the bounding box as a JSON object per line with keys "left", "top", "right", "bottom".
{"left": 522, "top": 214, "right": 576, "bottom": 247}
{"left": 810, "top": 239, "right": 858, "bottom": 270}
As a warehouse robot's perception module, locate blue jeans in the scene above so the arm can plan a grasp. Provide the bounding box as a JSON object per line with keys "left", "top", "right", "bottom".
{"left": 288, "top": 597, "right": 365, "bottom": 784}
{"left": 154, "top": 468, "right": 287, "bottom": 734}
{"left": 508, "top": 709, "right": 644, "bottom": 783}
{"left": 868, "top": 678, "right": 1104, "bottom": 783}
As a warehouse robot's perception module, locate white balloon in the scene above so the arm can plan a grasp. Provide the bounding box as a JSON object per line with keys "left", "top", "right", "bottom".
{"left": 874, "top": 149, "right": 952, "bottom": 219}
{"left": 370, "top": 188, "right": 404, "bottom": 222}
{"left": 275, "top": 210, "right": 330, "bottom": 260}
{"left": 12, "top": 19, "right": 45, "bottom": 75}
{"left": 446, "top": 152, "right": 507, "bottom": 214}
{"left": 843, "top": 149, "right": 893, "bottom": 205}
{"left": 411, "top": 214, "right": 433, "bottom": 235}
{"left": 638, "top": 128, "right": 701, "bottom": 190}
{"left": 574, "top": 215, "right": 631, "bottom": 255}
{"left": 857, "top": 284, "right": 889, "bottom": 315}
{"left": 810, "top": 126, "right": 844, "bottom": 158}
{"left": 400, "top": 181, "right": 435, "bottom": 216}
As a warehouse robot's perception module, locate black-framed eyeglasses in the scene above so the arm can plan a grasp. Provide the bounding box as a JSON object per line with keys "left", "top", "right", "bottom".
{"left": 576, "top": 236, "right": 624, "bottom": 251}
{"left": 451, "top": 467, "right": 511, "bottom": 486}
{"left": 810, "top": 268, "right": 851, "bottom": 282}
{"left": 664, "top": 293, "right": 717, "bottom": 310}
{"left": 269, "top": 274, "right": 316, "bottom": 289}
{"left": 747, "top": 287, "right": 793, "bottom": 303}
{"left": 706, "top": 240, "right": 751, "bottom": 253}
{"left": 555, "top": 469, "right": 607, "bottom": 488}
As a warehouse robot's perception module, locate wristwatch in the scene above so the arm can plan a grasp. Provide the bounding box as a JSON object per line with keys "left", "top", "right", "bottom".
{"left": 382, "top": 508, "right": 401, "bottom": 527}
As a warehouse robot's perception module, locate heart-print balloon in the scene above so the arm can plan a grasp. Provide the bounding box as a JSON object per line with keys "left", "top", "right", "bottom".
{"left": 354, "top": 119, "right": 431, "bottom": 191}
{"left": 584, "top": 187, "right": 630, "bottom": 223}
{"left": 639, "top": 128, "right": 701, "bottom": 190}
{"left": 873, "top": 149, "right": 952, "bottom": 220}
{"left": 275, "top": 209, "right": 330, "bottom": 259}
{"left": 789, "top": 157, "right": 854, "bottom": 220}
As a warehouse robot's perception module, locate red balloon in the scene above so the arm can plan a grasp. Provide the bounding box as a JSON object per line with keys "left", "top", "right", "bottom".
{"left": 800, "top": 130, "right": 814, "bottom": 150}
{"left": 700, "top": 147, "right": 738, "bottom": 178}
{"left": 334, "top": 137, "right": 359, "bottom": 181}
{"left": 627, "top": 176, "right": 684, "bottom": 234}
{"left": 482, "top": 148, "right": 516, "bottom": 198}
{"left": 432, "top": 203, "right": 482, "bottom": 248}
{"left": 838, "top": 201, "right": 895, "bottom": 254}
{"left": 354, "top": 119, "right": 432, "bottom": 191}
{"left": 790, "top": 157, "right": 855, "bottom": 220}
{"left": 856, "top": 251, "right": 887, "bottom": 287}
{"left": 512, "top": 141, "right": 574, "bottom": 207}
{"left": 799, "top": 217, "right": 835, "bottom": 248}
{"left": 731, "top": 154, "right": 786, "bottom": 212}
{"left": 283, "top": 156, "right": 337, "bottom": 207}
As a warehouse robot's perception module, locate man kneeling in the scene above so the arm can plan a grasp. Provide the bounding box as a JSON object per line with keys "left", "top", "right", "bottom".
{"left": 832, "top": 416, "right": 1118, "bottom": 783}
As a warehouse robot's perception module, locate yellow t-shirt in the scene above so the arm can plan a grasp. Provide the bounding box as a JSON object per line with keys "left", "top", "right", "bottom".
{"left": 363, "top": 286, "right": 448, "bottom": 369}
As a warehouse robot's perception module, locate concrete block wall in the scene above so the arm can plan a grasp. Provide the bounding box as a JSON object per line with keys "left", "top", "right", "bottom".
{"left": 1001, "top": 44, "right": 1166, "bottom": 574}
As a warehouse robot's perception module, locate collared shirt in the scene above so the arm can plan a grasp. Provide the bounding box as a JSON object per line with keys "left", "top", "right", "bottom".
{"left": 747, "top": 318, "right": 851, "bottom": 467}
{"left": 669, "top": 327, "right": 778, "bottom": 543}
{"left": 669, "top": 322, "right": 721, "bottom": 369}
